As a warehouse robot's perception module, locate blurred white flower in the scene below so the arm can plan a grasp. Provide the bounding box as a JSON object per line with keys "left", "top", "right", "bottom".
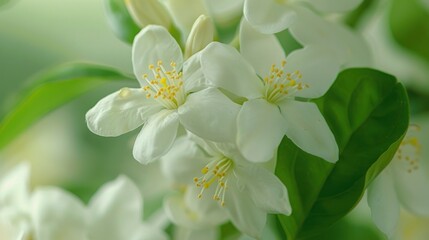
{"left": 165, "top": 0, "right": 243, "bottom": 36}
{"left": 368, "top": 125, "right": 429, "bottom": 238}
{"left": 125, "top": 0, "right": 172, "bottom": 29}
{"left": 86, "top": 25, "right": 240, "bottom": 164}
{"left": 0, "top": 163, "right": 32, "bottom": 240}
{"left": 200, "top": 21, "right": 339, "bottom": 163}
{"left": 243, "top": 0, "right": 363, "bottom": 34}
{"left": 0, "top": 163, "right": 167, "bottom": 240}
{"left": 162, "top": 136, "right": 291, "bottom": 239}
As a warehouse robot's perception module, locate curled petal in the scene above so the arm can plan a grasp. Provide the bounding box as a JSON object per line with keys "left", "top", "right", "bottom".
{"left": 86, "top": 88, "right": 161, "bottom": 137}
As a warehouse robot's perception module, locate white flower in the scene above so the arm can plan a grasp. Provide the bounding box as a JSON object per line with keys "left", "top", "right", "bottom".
{"left": 0, "top": 163, "right": 167, "bottom": 240}
{"left": 125, "top": 0, "right": 172, "bottom": 28}
{"left": 86, "top": 176, "right": 168, "bottom": 240}
{"left": 86, "top": 25, "right": 240, "bottom": 164}
{"left": 162, "top": 136, "right": 291, "bottom": 238}
{"left": 244, "top": 0, "right": 363, "bottom": 34}
{"left": 200, "top": 20, "right": 339, "bottom": 163}
{"left": 164, "top": 0, "right": 244, "bottom": 36}
{"left": 367, "top": 125, "right": 429, "bottom": 238}
{"left": 288, "top": 7, "right": 372, "bottom": 69}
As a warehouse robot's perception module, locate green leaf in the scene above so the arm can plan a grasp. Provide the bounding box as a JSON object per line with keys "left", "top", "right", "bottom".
{"left": 0, "top": 63, "right": 134, "bottom": 150}
{"left": 105, "top": 0, "right": 141, "bottom": 44}
{"left": 276, "top": 68, "right": 409, "bottom": 239}
{"left": 389, "top": 0, "right": 429, "bottom": 63}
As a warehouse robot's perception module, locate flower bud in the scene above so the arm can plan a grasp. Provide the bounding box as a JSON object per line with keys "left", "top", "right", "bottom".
{"left": 184, "top": 15, "right": 215, "bottom": 59}
{"left": 125, "top": 0, "right": 172, "bottom": 28}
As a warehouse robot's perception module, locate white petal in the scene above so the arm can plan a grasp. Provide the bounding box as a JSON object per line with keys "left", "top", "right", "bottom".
{"left": 279, "top": 101, "right": 338, "bottom": 163}
{"left": 367, "top": 170, "right": 400, "bottom": 238}
{"left": 133, "top": 110, "right": 180, "bottom": 164}
{"left": 285, "top": 46, "right": 340, "bottom": 99}
{"left": 86, "top": 88, "right": 162, "bottom": 137}
{"left": 183, "top": 51, "right": 207, "bottom": 93}
{"left": 179, "top": 88, "right": 241, "bottom": 142}
{"left": 225, "top": 179, "right": 267, "bottom": 239}
{"left": 391, "top": 157, "right": 429, "bottom": 215}
{"left": 237, "top": 165, "right": 291, "bottom": 215}
{"left": 133, "top": 25, "right": 183, "bottom": 86}
{"left": 290, "top": 7, "right": 372, "bottom": 68}
{"left": 204, "top": 0, "right": 244, "bottom": 24}
{"left": 237, "top": 99, "right": 287, "bottom": 163}
{"left": 244, "top": 0, "right": 297, "bottom": 34}
{"left": 0, "top": 163, "right": 30, "bottom": 208}
{"left": 184, "top": 187, "right": 228, "bottom": 225}
{"left": 160, "top": 137, "right": 209, "bottom": 185}
{"left": 239, "top": 19, "right": 286, "bottom": 77}
{"left": 31, "top": 187, "right": 88, "bottom": 240}
{"left": 88, "top": 176, "right": 143, "bottom": 240}
{"left": 130, "top": 224, "right": 168, "bottom": 240}
{"left": 300, "top": 0, "right": 363, "bottom": 12}
{"left": 201, "top": 42, "right": 263, "bottom": 99}
{"left": 164, "top": 190, "right": 227, "bottom": 229}
{"left": 165, "top": 0, "right": 208, "bottom": 36}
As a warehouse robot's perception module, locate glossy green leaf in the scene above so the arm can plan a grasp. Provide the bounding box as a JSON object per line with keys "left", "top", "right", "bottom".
{"left": 0, "top": 63, "right": 134, "bottom": 150}
{"left": 276, "top": 68, "right": 409, "bottom": 239}
{"left": 389, "top": 0, "right": 429, "bottom": 63}
{"left": 105, "top": 0, "right": 141, "bottom": 44}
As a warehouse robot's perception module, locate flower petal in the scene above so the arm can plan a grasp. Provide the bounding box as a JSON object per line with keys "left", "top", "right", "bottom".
{"left": 237, "top": 99, "right": 287, "bottom": 163}
{"left": 130, "top": 224, "right": 168, "bottom": 240}
{"left": 244, "top": 0, "right": 297, "bottom": 34}
{"left": 279, "top": 101, "right": 338, "bottom": 163}
{"left": 391, "top": 156, "right": 429, "bottom": 215}
{"left": 225, "top": 179, "right": 267, "bottom": 239}
{"left": 86, "top": 88, "right": 162, "bottom": 137}
{"left": 367, "top": 170, "right": 400, "bottom": 238}
{"left": 0, "top": 163, "right": 30, "bottom": 208}
{"left": 179, "top": 88, "right": 241, "bottom": 142}
{"left": 183, "top": 51, "right": 207, "bottom": 93}
{"left": 204, "top": 0, "right": 244, "bottom": 24}
{"left": 133, "top": 25, "right": 183, "bottom": 86}
{"left": 133, "top": 110, "right": 180, "bottom": 164}
{"left": 201, "top": 42, "right": 263, "bottom": 99}
{"left": 300, "top": 0, "right": 363, "bottom": 13}
{"left": 239, "top": 19, "right": 286, "bottom": 77}
{"left": 284, "top": 46, "right": 340, "bottom": 99}
{"left": 165, "top": 0, "right": 208, "bottom": 36}
{"left": 237, "top": 165, "right": 291, "bottom": 215}
{"left": 290, "top": 7, "right": 371, "bottom": 69}
{"left": 31, "top": 187, "right": 88, "bottom": 240}
{"left": 88, "top": 176, "right": 143, "bottom": 240}
{"left": 160, "top": 137, "right": 209, "bottom": 185}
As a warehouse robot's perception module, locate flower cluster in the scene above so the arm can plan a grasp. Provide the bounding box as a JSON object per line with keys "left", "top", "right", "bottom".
{"left": 84, "top": 0, "right": 374, "bottom": 238}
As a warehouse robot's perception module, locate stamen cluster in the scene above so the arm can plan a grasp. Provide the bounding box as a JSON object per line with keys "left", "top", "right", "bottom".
{"left": 142, "top": 60, "right": 185, "bottom": 109}
{"left": 193, "top": 157, "right": 233, "bottom": 206}
{"left": 263, "top": 60, "right": 308, "bottom": 103}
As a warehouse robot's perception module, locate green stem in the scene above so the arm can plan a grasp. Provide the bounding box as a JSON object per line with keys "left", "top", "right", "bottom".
{"left": 344, "top": 0, "right": 377, "bottom": 28}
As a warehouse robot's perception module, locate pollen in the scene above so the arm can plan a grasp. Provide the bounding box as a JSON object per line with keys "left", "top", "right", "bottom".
{"left": 395, "top": 125, "right": 422, "bottom": 173}
{"left": 141, "top": 60, "right": 185, "bottom": 109}
{"left": 263, "top": 60, "right": 308, "bottom": 103}
{"left": 194, "top": 157, "right": 233, "bottom": 207}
